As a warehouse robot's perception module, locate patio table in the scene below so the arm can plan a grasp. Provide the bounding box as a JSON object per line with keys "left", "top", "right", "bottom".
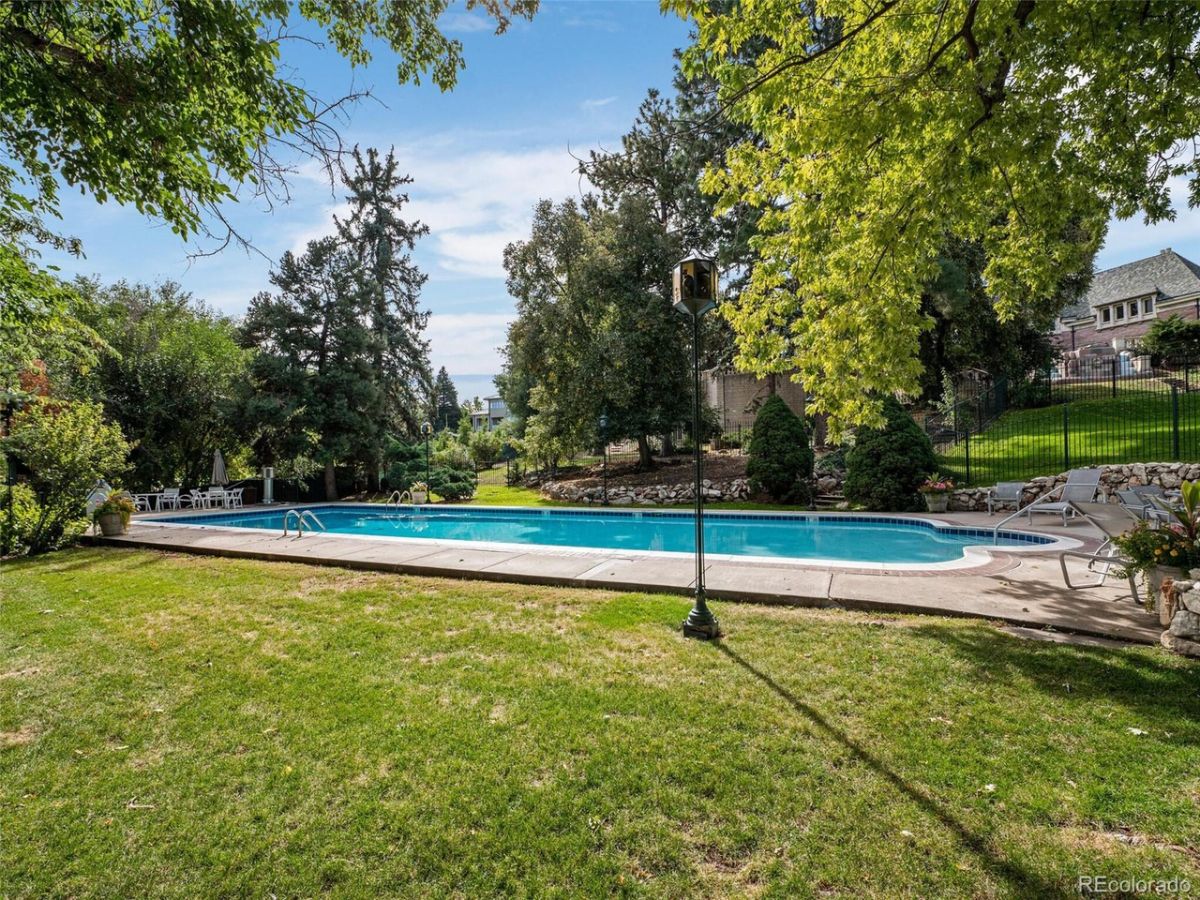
{"left": 131, "top": 493, "right": 163, "bottom": 512}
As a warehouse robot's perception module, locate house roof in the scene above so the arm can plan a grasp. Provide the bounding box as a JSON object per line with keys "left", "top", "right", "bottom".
{"left": 1061, "top": 248, "right": 1200, "bottom": 321}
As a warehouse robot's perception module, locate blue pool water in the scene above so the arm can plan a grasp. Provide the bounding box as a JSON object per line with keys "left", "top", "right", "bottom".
{"left": 164, "top": 505, "right": 1053, "bottom": 564}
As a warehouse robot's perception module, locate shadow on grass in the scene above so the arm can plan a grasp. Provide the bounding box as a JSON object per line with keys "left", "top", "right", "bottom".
{"left": 715, "top": 641, "right": 1058, "bottom": 896}
{"left": 906, "top": 622, "right": 1200, "bottom": 742}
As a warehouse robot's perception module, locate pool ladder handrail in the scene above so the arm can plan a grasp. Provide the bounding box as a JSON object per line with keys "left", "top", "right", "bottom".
{"left": 385, "top": 490, "right": 412, "bottom": 507}
{"left": 282, "top": 508, "right": 326, "bottom": 537}
{"left": 990, "top": 482, "right": 1066, "bottom": 542}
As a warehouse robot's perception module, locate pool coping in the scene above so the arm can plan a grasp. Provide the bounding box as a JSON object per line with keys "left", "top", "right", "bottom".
{"left": 133, "top": 502, "right": 1085, "bottom": 573}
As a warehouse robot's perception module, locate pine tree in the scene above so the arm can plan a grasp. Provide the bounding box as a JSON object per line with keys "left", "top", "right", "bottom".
{"left": 336, "top": 147, "right": 432, "bottom": 469}
{"left": 432, "top": 367, "right": 461, "bottom": 431}
{"left": 242, "top": 236, "right": 382, "bottom": 500}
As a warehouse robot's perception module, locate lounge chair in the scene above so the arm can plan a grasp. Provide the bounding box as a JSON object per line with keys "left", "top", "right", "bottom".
{"left": 1057, "top": 500, "right": 1141, "bottom": 603}
{"left": 986, "top": 482, "right": 1025, "bottom": 515}
{"left": 1025, "top": 468, "right": 1103, "bottom": 527}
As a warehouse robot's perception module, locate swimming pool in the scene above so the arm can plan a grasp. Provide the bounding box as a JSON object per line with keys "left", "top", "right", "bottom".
{"left": 157, "top": 505, "right": 1059, "bottom": 566}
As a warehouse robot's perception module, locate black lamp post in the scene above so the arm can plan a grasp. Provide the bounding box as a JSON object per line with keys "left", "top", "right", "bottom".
{"left": 673, "top": 250, "right": 721, "bottom": 640}
{"left": 421, "top": 421, "right": 433, "bottom": 488}
{"left": 598, "top": 413, "right": 609, "bottom": 506}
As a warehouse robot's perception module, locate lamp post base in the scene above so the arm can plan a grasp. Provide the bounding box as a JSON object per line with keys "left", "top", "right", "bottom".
{"left": 681, "top": 604, "right": 722, "bottom": 640}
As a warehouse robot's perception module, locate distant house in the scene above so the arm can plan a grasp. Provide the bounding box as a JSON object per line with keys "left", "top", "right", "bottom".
{"left": 703, "top": 370, "right": 805, "bottom": 433}
{"left": 1054, "top": 248, "right": 1200, "bottom": 357}
{"left": 470, "top": 396, "right": 510, "bottom": 432}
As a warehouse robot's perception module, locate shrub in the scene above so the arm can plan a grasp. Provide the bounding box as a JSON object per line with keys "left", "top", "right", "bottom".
{"left": 843, "top": 397, "right": 937, "bottom": 511}
{"left": 746, "top": 395, "right": 813, "bottom": 503}
{"left": 430, "top": 465, "right": 476, "bottom": 501}
{"left": 1143, "top": 314, "right": 1200, "bottom": 365}
{"left": 0, "top": 484, "right": 46, "bottom": 555}
{"left": 2, "top": 398, "right": 131, "bottom": 554}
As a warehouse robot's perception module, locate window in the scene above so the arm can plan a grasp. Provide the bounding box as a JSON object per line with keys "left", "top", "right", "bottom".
{"left": 1115, "top": 305, "right": 1125, "bottom": 320}
{"left": 1129, "top": 302, "right": 1139, "bottom": 317}
{"left": 1102, "top": 308, "right": 1112, "bottom": 323}
{"left": 1144, "top": 297, "right": 1155, "bottom": 314}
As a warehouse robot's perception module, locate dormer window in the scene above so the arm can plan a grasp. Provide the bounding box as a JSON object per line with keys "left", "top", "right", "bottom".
{"left": 1115, "top": 305, "right": 1125, "bottom": 320}
{"left": 1101, "top": 308, "right": 1112, "bottom": 323}
{"left": 1144, "top": 297, "right": 1154, "bottom": 314}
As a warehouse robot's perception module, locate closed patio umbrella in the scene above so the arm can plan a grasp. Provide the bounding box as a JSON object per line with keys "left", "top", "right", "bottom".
{"left": 211, "top": 450, "right": 228, "bottom": 486}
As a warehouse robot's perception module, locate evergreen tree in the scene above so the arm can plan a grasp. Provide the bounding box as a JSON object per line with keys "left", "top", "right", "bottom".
{"left": 241, "top": 236, "right": 382, "bottom": 500}
{"left": 336, "top": 147, "right": 432, "bottom": 481}
{"left": 432, "top": 367, "right": 461, "bottom": 431}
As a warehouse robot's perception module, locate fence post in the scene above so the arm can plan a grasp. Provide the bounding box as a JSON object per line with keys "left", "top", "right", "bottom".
{"left": 1172, "top": 385, "right": 1181, "bottom": 460}
{"left": 964, "top": 427, "right": 971, "bottom": 485}
{"left": 1111, "top": 358, "right": 1117, "bottom": 398}
{"left": 1063, "top": 403, "right": 1070, "bottom": 471}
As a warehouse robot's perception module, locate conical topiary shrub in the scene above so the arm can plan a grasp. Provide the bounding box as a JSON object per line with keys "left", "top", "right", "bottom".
{"left": 746, "top": 394, "right": 814, "bottom": 503}
{"left": 843, "top": 397, "right": 938, "bottom": 511}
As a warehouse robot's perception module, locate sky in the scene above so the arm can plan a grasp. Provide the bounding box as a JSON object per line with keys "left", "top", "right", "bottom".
{"left": 38, "top": 0, "right": 1200, "bottom": 402}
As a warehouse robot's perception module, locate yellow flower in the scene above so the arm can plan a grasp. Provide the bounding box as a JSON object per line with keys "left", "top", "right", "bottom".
{"left": 1171, "top": 549, "right": 1179, "bottom": 557}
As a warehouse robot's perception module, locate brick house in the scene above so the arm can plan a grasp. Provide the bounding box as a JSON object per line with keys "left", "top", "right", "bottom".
{"left": 1054, "top": 248, "right": 1200, "bottom": 361}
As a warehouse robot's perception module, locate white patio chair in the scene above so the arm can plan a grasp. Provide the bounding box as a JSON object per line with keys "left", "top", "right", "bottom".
{"left": 189, "top": 489, "right": 208, "bottom": 509}
{"left": 159, "top": 488, "right": 182, "bottom": 510}
{"left": 227, "top": 488, "right": 244, "bottom": 508}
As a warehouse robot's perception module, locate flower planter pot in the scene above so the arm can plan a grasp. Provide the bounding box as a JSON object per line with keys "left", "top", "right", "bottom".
{"left": 923, "top": 492, "right": 949, "bottom": 513}
{"left": 96, "top": 512, "right": 127, "bottom": 536}
{"left": 1148, "top": 565, "right": 1188, "bottom": 625}
{"left": 410, "top": 491, "right": 428, "bottom": 505}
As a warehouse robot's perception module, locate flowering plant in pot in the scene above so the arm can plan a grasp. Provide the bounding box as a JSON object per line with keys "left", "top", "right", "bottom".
{"left": 1113, "top": 480, "right": 1200, "bottom": 621}
{"left": 92, "top": 491, "right": 135, "bottom": 536}
{"left": 409, "top": 481, "right": 429, "bottom": 505}
{"left": 917, "top": 473, "right": 955, "bottom": 513}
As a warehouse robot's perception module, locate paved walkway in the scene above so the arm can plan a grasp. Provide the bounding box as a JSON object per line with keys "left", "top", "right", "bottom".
{"left": 94, "top": 507, "right": 1162, "bottom": 645}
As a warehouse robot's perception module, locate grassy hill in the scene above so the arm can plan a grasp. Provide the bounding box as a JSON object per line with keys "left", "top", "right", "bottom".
{"left": 939, "top": 383, "right": 1200, "bottom": 486}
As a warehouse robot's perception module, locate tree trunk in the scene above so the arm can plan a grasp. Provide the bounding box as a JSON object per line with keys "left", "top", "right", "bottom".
{"left": 636, "top": 434, "right": 654, "bottom": 470}
{"left": 324, "top": 460, "right": 338, "bottom": 501}
{"left": 662, "top": 433, "right": 675, "bottom": 456}
{"left": 767, "top": 373, "right": 777, "bottom": 396}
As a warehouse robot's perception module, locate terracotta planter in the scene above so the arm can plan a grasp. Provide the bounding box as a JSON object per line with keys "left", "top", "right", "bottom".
{"left": 96, "top": 512, "right": 126, "bottom": 536}
{"left": 1148, "top": 565, "right": 1187, "bottom": 625}
{"left": 410, "top": 490, "right": 428, "bottom": 505}
{"left": 923, "top": 492, "right": 949, "bottom": 513}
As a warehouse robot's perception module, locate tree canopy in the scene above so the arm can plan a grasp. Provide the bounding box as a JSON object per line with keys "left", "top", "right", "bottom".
{"left": 674, "top": 0, "right": 1200, "bottom": 429}
{"left": 0, "top": 0, "right": 536, "bottom": 257}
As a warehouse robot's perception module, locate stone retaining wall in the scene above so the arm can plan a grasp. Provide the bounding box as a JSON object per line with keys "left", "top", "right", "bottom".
{"left": 1161, "top": 575, "right": 1200, "bottom": 658}
{"left": 541, "top": 478, "right": 751, "bottom": 505}
{"left": 949, "top": 462, "right": 1200, "bottom": 512}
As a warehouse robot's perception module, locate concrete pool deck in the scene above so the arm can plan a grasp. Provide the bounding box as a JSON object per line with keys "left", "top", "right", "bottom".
{"left": 92, "top": 504, "right": 1163, "bottom": 645}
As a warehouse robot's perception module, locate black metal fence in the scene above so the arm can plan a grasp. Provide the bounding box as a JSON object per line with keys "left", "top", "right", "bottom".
{"left": 930, "top": 364, "right": 1200, "bottom": 486}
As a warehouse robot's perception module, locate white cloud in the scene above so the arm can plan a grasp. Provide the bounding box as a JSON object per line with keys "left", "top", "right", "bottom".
{"left": 581, "top": 96, "right": 617, "bottom": 110}
{"left": 426, "top": 311, "right": 513, "bottom": 374}
{"left": 440, "top": 11, "right": 493, "bottom": 33}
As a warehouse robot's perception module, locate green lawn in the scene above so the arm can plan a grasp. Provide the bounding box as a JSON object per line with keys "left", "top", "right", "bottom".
{"left": 940, "top": 388, "right": 1200, "bottom": 485}
{"left": 4, "top": 548, "right": 1199, "bottom": 895}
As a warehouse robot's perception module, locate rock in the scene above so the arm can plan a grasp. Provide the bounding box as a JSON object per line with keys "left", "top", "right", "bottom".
{"left": 1181, "top": 590, "right": 1200, "bottom": 614}
{"left": 1168, "top": 609, "right": 1200, "bottom": 639}
{"left": 1161, "top": 631, "right": 1200, "bottom": 658}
